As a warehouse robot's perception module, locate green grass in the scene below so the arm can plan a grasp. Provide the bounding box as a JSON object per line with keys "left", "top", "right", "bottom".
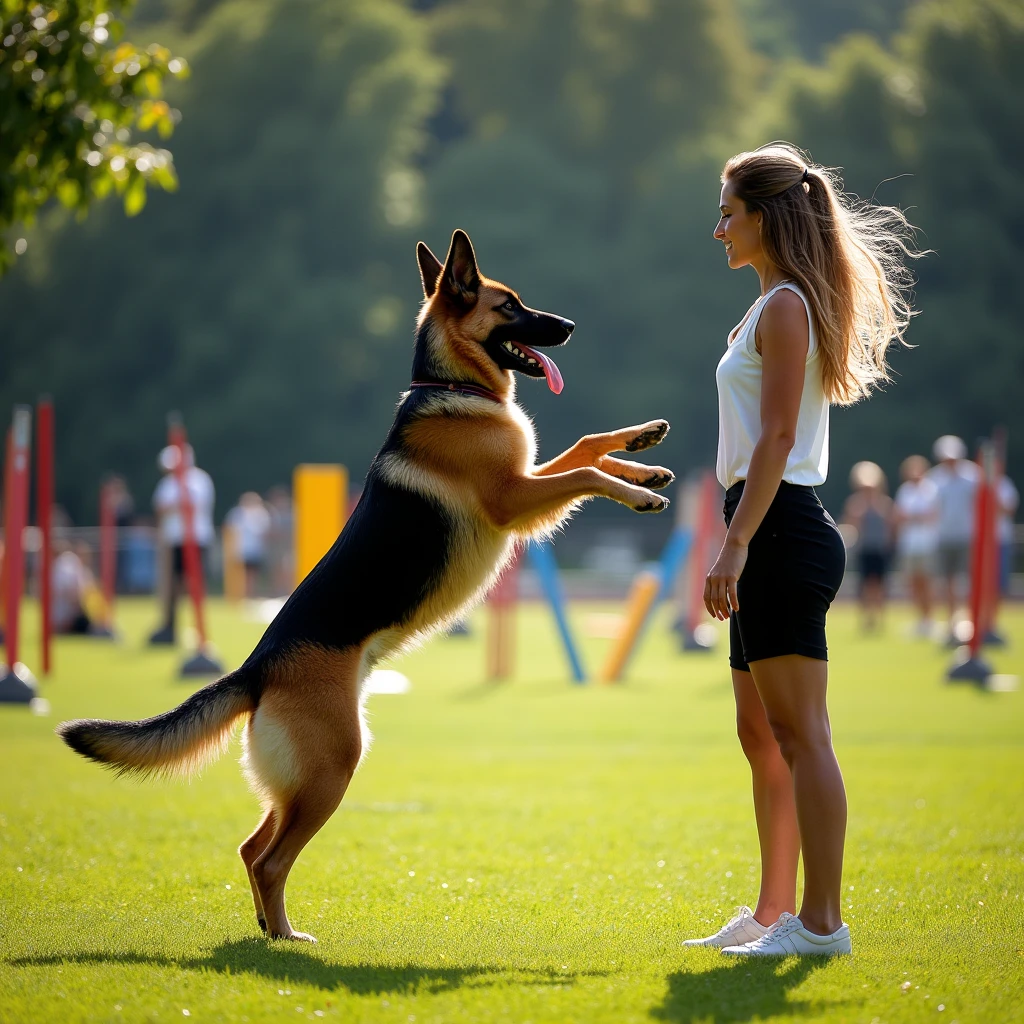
{"left": 2, "top": 596, "right": 1023, "bottom": 1023}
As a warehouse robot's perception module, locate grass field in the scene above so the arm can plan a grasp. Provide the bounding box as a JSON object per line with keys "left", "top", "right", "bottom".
{"left": 1, "top": 597, "right": 1023, "bottom": 1023}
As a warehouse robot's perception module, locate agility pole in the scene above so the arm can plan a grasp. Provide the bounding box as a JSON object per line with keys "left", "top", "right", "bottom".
{"left": 0, "top": 406, "right": 38, "bottom": 702}
{"left": 526, "top": 539, "right": 587, "bottom": 684}
{"left": 948, "top": 439, "right": 999, "bottom": 684}
{"left": 600, "top": 526, "right": 692, "bottom": 683}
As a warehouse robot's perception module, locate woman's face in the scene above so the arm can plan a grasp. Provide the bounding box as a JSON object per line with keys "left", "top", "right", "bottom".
{"left": 714, "top": 180, "right": 763, "bottom": 270}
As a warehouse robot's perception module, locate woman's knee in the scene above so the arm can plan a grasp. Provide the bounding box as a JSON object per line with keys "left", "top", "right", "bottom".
{"left": 736, "top": 709, "right": 780, "bottom": 765}
{"left": 765, "top": 714, "right": 831, "bottom": 764}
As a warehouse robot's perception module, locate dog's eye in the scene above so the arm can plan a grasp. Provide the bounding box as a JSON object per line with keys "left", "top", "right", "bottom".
{"left": 503, "top": 300, "right": 515, "bottom": 311}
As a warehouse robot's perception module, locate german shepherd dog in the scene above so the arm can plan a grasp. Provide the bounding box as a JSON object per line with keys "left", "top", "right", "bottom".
{"left": 58, "top": 230, "right": 673, "bottom": 941}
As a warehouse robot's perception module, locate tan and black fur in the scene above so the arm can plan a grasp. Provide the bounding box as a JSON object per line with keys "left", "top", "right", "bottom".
{"left": 58, "top": 230, "right": 673, "bottom": 941}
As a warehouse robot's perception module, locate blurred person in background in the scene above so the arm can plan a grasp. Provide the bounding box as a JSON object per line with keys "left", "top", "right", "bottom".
{"left": 52, "top": 540, "right": 97, "bottom": 634}
{"left": 996, "top": 469, "right": 1019, "bottom": 616}
{"left": 148, "top": 443, "right": 215, "bottom": 645}
{"left": 104, "top": 474, "right": 135, "bottom": 594}
{"left": 893, "top": 455, "right": 939, "bottom": 637}
{"left": 842, "top": 461, "right": 893, "bottom": 632}
{"left": 265, "top": 484, "right": 294, "bottom": 596}
{"left": 225, "top": 491, "right": 272, "bottom": 598}
{"left": 928, "top": 435, "right": 979, "bottom": 639}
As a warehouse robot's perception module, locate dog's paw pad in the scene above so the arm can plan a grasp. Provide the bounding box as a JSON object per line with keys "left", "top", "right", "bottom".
{"left": 625, "top": 420, "right": 670, "bottom": 452}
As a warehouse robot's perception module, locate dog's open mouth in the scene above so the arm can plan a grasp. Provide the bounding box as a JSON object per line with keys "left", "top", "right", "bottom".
{"left": 498, "top": 339, "right": 564, "bottom": 394}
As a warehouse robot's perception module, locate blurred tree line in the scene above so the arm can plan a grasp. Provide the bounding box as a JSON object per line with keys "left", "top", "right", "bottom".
{"left": 1, "top": 0, "right": 1021, "bottom": 524}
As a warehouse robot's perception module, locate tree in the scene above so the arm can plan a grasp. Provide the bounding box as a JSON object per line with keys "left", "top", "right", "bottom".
{"left": 0, "top": 0, "right": 188, "bottom": 271}
{"left": 0, "top": 0, "right": 442, "bottom": 519}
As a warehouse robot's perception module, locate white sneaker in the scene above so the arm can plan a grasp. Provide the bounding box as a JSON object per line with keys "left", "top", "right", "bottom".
{"left": 721, "top": 912, "right": 852, "bottom": 956}
{"left": 683, "top": 906, "right": 770, "bottom": 948}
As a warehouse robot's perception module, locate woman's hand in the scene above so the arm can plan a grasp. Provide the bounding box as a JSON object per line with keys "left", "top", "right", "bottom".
{"left": 704, "top": 538, "right": 748, "bottom": 620}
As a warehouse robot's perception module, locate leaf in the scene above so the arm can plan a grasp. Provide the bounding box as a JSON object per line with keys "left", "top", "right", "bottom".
{"left": 124, "top": 175, "right": 146, "bottom": 216}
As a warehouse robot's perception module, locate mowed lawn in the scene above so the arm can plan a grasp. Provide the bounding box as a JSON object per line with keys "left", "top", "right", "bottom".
{"left": 1, "top": 597, "right": 1023, "bottom": 1024}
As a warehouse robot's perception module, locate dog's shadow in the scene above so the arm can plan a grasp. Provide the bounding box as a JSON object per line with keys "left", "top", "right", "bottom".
{"left": 8, "top": 940, "right": 601, "bottom": 996}
{"left": 651, "top": 957, "right": 837, "bottom": 1023}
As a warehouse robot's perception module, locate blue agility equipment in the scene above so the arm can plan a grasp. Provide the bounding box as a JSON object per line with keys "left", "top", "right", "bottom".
{"left": 526, "top": 539, "right": 587, "bottom": 684}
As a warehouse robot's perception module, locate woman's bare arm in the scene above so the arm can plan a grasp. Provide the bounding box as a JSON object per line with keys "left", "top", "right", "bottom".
{"left": 704, "top": 289, "right": 810, "bottom": 619}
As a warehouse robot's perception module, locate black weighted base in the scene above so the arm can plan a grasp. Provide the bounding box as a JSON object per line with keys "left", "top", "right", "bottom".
{"left": 180, "top": 648, "right": 225, "bottom": 678}
{"left": 946, "top": 648, "right": 992, "bottom": 685}
{"left": 0, "top": 662, "right": 38, "bottom": 704}
{"left": 982, "top": 628, "right": 1007, "bottom": 648}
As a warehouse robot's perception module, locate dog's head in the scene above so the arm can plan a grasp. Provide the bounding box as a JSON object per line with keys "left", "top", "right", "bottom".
{"left": 413, "top": 230, "right": 574, "bottom": 395}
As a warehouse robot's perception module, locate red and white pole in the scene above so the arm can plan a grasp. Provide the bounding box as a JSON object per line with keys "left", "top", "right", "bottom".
{"left": 0, "top": 406, "right": 37, "bottom": 702}
{"left": 36, "top": 398, "right": 54, "bottom": 675}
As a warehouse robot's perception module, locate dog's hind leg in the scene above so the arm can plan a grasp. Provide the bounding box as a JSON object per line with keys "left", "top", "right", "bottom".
{"left": 245, "top": 644, "right": 367, "bottom": 941}
{"left": 239, "top": 808, "right": 277, "bottom": 932}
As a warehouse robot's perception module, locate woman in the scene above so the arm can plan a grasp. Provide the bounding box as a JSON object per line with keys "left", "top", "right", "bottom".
{"left": 842, "top": 461, "right": 894, "bottom": 632}
{"left": 685, "top": 143, "right": 916, "bottom": 956}
{"left": 893, "top": 454, "right": 939, "bottom": 637}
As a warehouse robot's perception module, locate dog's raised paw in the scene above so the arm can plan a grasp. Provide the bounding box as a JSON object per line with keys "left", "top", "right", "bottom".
{"left": 643, "top": 468, "right": 675, "bottom": 490}
{"left": 634, "top": 495, "right": 670, "bottom": 513}
{"left": 625, "top": 420, "right": 670, "bottom": 452}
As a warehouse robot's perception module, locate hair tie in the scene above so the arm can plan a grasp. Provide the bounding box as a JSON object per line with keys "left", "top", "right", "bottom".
{"left": 801, "top": 167, "right": 810, "bottom": 184}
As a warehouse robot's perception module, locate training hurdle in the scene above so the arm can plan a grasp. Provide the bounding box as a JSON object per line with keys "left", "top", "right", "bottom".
{"left": 0, "top": 406, "right": 38, "bottom": 703}
{"left": 168, "top": 415, "right": 224, "bottom": 677}
{"left": 293, "top": 464, "right": 348, "bottom": 586}
{"left": 947, "top": 438, "right": 1002, "bottom": 685}
{"left": 600, "top": 525, "right": 692, "bottom": 683}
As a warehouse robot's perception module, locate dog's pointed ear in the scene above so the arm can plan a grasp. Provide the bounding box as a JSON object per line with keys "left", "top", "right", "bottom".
{"left": 416, "top": 241, "right": 443, "bottom": 299}
{"left": 439, "top": 229, "right": 480, "bottom": 307}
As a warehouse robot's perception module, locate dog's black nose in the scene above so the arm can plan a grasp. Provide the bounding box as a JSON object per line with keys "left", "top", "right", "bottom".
{"left": 561, "top": 318, "right": 575, "bottom": 336}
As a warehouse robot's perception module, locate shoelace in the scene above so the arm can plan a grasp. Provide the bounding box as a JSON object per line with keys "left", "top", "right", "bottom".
{"left": 745, "top": 912, "right": 800, "bottom": 949}
{"left": 718, "top": 906, "right": 754, "bottom": 937}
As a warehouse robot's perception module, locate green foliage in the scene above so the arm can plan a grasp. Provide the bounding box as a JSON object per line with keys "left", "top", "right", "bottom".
{"left": 2, "top": 599, "right": 1024, "bottom": 1021}
{"left": 0, "top": 0, "right": 188, "bottom": 271}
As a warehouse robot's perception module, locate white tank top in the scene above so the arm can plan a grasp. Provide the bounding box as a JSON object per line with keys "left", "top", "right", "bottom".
{"left": 716, "top": 282, "right": 829, "bottom": 490}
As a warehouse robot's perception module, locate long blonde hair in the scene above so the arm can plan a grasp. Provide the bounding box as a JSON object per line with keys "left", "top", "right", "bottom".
{"left": 723, "top": 142, "right": 918, "bottom": 406}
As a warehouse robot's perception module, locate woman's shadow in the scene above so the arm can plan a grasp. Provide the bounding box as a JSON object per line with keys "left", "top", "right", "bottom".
{"left": 651, "top": 957, "right": 834, "bottom": 1023}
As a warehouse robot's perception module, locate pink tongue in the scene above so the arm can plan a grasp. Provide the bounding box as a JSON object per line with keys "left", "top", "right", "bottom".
{"left": 517, "top": 342, "right": 564, "bottom": 394}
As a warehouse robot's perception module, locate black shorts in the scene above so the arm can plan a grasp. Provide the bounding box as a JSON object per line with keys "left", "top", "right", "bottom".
{"left": 725, "top": 481, "right": 847, "bottom": 673}
{"left": 858, "top": 549, "right": 888, "bottom": 582}
{"left": 171, "top": 544, "right": 209, "bottom": 578}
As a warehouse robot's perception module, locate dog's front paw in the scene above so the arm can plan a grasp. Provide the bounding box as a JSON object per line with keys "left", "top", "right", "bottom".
{"left": 640, "top": 467, "right": 675, "bottom": 490}
{"left": 633, "top": 493, "right": 670, "bottom": 513}
{"left": 625, "top": 420, "right": 670, "bottom": 452}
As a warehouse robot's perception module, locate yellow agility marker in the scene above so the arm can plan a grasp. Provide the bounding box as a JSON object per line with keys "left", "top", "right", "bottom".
{"left": 600, "top": 569, "right": 660, "bottom": 683}
{"left": 293, "top": 464, "right": 348, "bottom": 587}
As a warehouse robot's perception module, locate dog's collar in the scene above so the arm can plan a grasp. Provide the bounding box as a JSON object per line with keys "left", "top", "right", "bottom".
{"left": 409, "top": 380, "right": 504, "bottom": 405}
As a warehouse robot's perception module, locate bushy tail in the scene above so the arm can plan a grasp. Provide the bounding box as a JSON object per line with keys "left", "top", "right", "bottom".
{"left": 56, "top": 669, "right": 258, "bottom": 778}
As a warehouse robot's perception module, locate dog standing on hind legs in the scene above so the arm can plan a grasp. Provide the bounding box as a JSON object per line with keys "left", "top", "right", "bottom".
{"left": 58, "top": 229, "right": 674, "bottom": 941}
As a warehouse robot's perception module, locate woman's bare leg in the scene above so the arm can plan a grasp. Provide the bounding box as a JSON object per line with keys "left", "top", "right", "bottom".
{"left": 748, "top": 654, "right": 847, "bottom": 936}
{"left": 732, "top": 668, "right": 800, "bottom": 925}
